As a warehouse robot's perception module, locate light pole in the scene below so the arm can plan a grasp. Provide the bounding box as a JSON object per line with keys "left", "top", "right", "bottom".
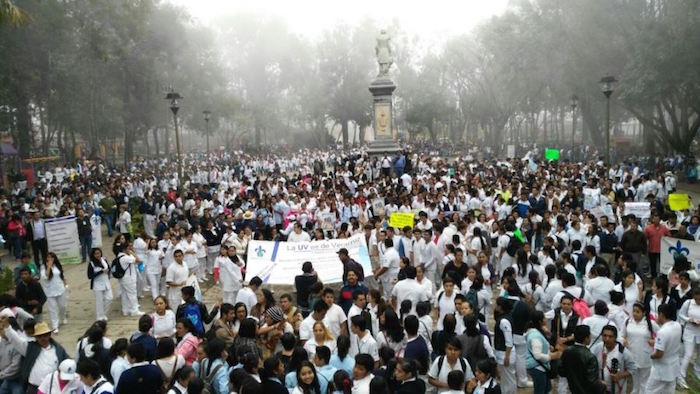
{"left": 166, "top": 88, "right": 183, "bottom": 182}
{"left": 570, "top": 94, "right": 578, "bottom": 155}
{"left": 203, "top": 110, "right": 211, "bottom": 155}
{"left": 599, "top": 75, "right": 617, "bottom": 165}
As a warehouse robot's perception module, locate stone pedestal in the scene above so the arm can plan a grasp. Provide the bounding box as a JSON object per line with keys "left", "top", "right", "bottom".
{"left": 367, "top": 76, "right": 401, "bottom": 157}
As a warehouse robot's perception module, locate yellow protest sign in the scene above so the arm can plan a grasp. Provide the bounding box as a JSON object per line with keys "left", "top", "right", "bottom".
{"left": 669, "top": 193, "right": 692, "bottom": 211}
{"left": 389, "top": 212, "right": 415, "bottom": 229}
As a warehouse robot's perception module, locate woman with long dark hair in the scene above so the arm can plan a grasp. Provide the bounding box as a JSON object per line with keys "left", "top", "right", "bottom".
{"left": 88, "top": 248, "right": 113, "bottom": 321}
{"left": 292, "top": 360, "right": 322, "bottom": 394}
{"left": 109, "top": 338, "right": 129, "bottom": 384}
{"left": 153, "top": 337, "right": 186, "bottom": 390}
{"left": 621, "top": 302, "right": 659, "bottom": 394}
{"left": 525, "top": 310, "right": 562, "bottom": 394}
{"left": 513, "top": 249, "right": 533, "bottom": 289}
{"left": 193, "top": 338, "right": 229, "bottom": 394}
{"left": 41, "top": 252, "right": 67, "bottom": 333}
{"left": 175, "top": 318, "right": 201, "bottom": 366}
{"left": 284, "top": 347, "right": 310, "bottom": 391}
{"left": 329, "top": 335, "right": 354, "bottom": 376}
{"left": 376, "top": 307, "right": 405, "bottom": 354}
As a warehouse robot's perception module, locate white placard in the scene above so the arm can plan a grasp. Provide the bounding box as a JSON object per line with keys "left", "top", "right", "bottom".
{"left": 660, "top": 237, "right": 700, "bottom": 277}
{"left": 624, "top": 202, "right": 651, "bottom": 220}
{"left": 90, "top": 214, "right": 103, "bottom": 248}
{"left": 583, "top": 188, "right": 600, "bottom": 210}
{"left": 45, "top": 215, "right": 81, "bottom": 265}
{"left": 245, "top": 234, "right": 373, "bottom": 285}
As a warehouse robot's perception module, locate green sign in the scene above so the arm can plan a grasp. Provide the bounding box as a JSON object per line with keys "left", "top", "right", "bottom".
{"left": 545, "top": 148, "right": 560, "bottom": 161}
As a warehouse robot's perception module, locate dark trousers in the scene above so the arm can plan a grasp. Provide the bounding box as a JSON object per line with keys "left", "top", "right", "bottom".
{"left": 648, "top": 252, "right": 660, "bottom": 277}
{"left": 25, "top": 384, "right": 38, "bottom": 394}
{"left": 528, "top": 368, "right": 552, "bottom": 394}
{"left": 31, "top": 238, "right": 48, "bottom": 265}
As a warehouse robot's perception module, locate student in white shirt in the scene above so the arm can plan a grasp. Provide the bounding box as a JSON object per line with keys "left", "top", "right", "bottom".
{"left": 584, "top": 264, "right": 615, "bottom": 305}
{"left": 677, "top": 288, "right": 700, "bottom": 390}
{"left": 213, "top": 245, "right": 243, "bottom": 305}
{"left": 647, "top": 304, "right": 682, "bottom": 394}
{"left": 582, "top": 301, "right": 617, "bottom": 349}
{"left": 348, "top": 315, "right": 379, "bottom": 366}
{"left": 465, "top": 359, "right": 500, "bottom": 394}
{"left": 621, "top": 302, "right": 659, "bottom": 394}
{"left": 165, "top": 250, "right": 189, "bottom": 309}
{"left": 77, "top": 358, "right": 115, "bottom": 394}
{"left": 435, "top": 278, "right": 457, "bottom": 331}
{"left": 391, "top": 266, "right": 429, "bottom": 315}
{"left": 351, "top": 354, "right": 375, "bottom": 394}
{"left": 428, "top": 337, "right": 474, "bottom": 393}
{"left": 235, "top": 276, "right": 262, "bottom": 315}
{"left": 88, "top": 248, "right": 113, "bottom": 321}
{"left": 145, "top": 238, "right": 165, "bottom": 301}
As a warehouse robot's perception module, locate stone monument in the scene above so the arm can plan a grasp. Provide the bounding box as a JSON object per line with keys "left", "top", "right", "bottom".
{"left": 367, "top": 30, "right": 401, "bottom": 157}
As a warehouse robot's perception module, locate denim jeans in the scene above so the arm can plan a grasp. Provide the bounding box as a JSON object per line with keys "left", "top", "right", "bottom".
{"left": 528, "top": 367, "right": 552, "bottom": 394}
{"left": 103, "top": 213, "right": 114, "bottom": 237}
{"left": 0, "top": 379, "right": 25, "bottom": 394}
{"left": 11, "top": 236, "right": 22, "bottom": 260}
{"left": 79, "top": 234, "right": 92, "bottom": 262}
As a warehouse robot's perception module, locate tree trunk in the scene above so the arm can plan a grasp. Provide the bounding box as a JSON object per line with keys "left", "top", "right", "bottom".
{"left": 15, "top": 94, "right": 31, "bottom": 158}
{"left": 341, "top": 119, "right": 349, "bottom": 149}
{"left": 163, "top": 125, "right": 170, "bottom": 156}
{"left": 152, "top": 127, "right": 160, "bottom": 158}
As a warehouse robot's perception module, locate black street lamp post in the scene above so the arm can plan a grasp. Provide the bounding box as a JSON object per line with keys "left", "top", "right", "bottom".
{"left": 166, "top": 88, "right": 183, "bottom": 182}
{"left": 203, "top": 110, "right": 211, "bottom": 155}
{"left": 599, "top": 75, "right": 617, "bottom": 165}
{"left": 570, "top": 95, "right": 578, "bottom": 159}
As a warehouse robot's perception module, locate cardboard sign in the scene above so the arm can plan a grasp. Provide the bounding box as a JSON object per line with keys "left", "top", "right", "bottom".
{"left": 545, "top": 149, "right": 560, "bottom": 161}
{"left": 668, "top": 193, "right": 692, "bottom": 211}
{"left": 389, "top": 212, "right": 415, "bottom": 229}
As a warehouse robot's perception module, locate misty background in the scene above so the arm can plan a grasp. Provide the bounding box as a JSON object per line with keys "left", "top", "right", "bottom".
{"left": 0, "top": 0, "right": 698, "bottom": 162}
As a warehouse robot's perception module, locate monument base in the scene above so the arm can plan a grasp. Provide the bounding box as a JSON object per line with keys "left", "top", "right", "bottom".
{"left": 366, "top": 139, "right": 402, "bottom": 158}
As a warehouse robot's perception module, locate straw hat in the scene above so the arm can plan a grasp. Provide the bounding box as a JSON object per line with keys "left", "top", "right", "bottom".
{"left": 33, "top": 321, "right": 52, "bottom": 336}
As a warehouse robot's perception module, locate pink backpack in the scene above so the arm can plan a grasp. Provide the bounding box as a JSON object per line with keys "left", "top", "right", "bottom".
{"left": 564, "top": 288, "right": 591, "bottom": 318}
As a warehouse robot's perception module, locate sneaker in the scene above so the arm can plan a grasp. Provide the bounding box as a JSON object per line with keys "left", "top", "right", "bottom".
{"left": 52, "top": 329, "right": 59, "bottom": 334}
{"left": 677, "top": 377, "right": 688, "bottom": 389}
{"left": 61, "top": 319, "right": 68, "bottom": 325}
{"left": 518, "top": 381, "right": 534, "bottom": 388}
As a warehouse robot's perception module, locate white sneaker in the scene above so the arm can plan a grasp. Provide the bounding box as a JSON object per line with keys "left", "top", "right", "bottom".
{"left": 518, "top": 381, "right": 534, "bottom": 388}
{"left": 677, "top": 377, "right": 688, "bottom": 389}
{"left": 52, "top": 329, "right": 59, "bottom": 334}
{"left": 61, "top": 319, "right": 68, "bottom": 325}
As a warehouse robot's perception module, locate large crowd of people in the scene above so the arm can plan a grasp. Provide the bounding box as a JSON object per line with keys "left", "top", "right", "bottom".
{"left": 0, "top": 146, "right": 699, "bottom": 394}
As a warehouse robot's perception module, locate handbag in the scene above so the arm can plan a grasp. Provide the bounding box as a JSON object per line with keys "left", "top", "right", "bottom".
{"left": 527, "top": 345, "right": 557, "bottom": 379}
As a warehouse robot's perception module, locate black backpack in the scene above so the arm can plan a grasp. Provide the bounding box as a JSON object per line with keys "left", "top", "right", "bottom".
{"left": 110, "top": 256, "right": 126, "bottom": 279}
{"left": 505, "top": 235, "right": 522, "bottom": 257}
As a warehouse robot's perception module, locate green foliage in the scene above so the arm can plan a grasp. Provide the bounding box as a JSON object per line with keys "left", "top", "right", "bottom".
{"left": 0, "top": 266, "right": 13, "bottom": 294}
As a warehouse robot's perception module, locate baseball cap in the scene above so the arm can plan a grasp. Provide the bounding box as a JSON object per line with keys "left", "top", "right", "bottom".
{"left": 336, "top": 248, "right": 349, "bottom": 255}
{"left": 59, "top": 359, "right": 77, "bottom": 380}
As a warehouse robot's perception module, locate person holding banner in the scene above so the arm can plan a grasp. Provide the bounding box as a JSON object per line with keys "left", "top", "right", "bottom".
{"left": 643, "top": 214, "right": 670, "bottom": 278}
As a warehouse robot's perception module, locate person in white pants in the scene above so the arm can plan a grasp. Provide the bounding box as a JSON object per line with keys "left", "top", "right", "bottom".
{"left": 495, "top": 298, "right": 516, "bottom": 394}
{"left": 116, "top": 241, "right": 141, "bottom": 316}
{"left": 178, "top": 232, "right": 199, "bottom": 280}
{"left": 375, "top": 239, "right": 400, "bottom": 300}
{"left": 88, "top": 248, "right": 113, "bottom": 321}
{"left": 41, "top": 252, "right": 67, "bottom": 333}
{"left": 646, "top": 303, "right": 682, "bottom": 394}
{"left": 214, "top": 245, "right": 243, "bottom": 305}
{"left": 158, "top": 232, "right": 176, "bottom": 296}
{"left": 145, "top": 238, "right": 165, "bottom": 300}
{"left": 678, "top": 289, "right": 700, "bottom": 389}
{"left": 165, "top": 249, "right": 189, "bottom": 308}
{"left": 133, "top": 233, "right": 149, "bottom": 299}
{"left": 621, "top": 302, "right": 659, "bottom": 394}
{"left": 193, "top": 225, "right": 208, "bottom": 281}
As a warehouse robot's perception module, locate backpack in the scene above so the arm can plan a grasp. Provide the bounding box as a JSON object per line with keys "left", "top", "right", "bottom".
{"left": 110, "top": 255, "right": 126, "bottom": 279}
{"left": 564, "top": 288, "right": 591, "bottom": 319}
{"left": 436, "top": 355, "right": 467, "bottom": 376}
{"left": 505, "top": 235, "right": 522, "bottom": 257}
{"left": 182, "top": 302, "right": 205, "bottom": 335}
{"left": 465, "top": 289, "right": 479, "bottom": 314}
{"left": 398, "top": 239, "right": 406, "bottom": 258}
{"left": 155, "top": 359, "right": 179, "bottom": 394}
{"left": 199, "top": 359, "right": 224, "bottom": 394}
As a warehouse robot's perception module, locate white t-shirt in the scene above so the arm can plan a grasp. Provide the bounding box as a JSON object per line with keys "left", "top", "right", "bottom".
{"left": 391, "top": 278, "right": 428, "bottom": 315}
{"left": 428, "top": 356, "right": 474, "bottom": 394}
{"left": 434, "top": 290, "right": 456, "bottom": 331}
{"left": 650, "top": 320, "right": 682, "bottom": 382}
{"left": 324, "top": 304, "right": 348, "bottom": 339}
